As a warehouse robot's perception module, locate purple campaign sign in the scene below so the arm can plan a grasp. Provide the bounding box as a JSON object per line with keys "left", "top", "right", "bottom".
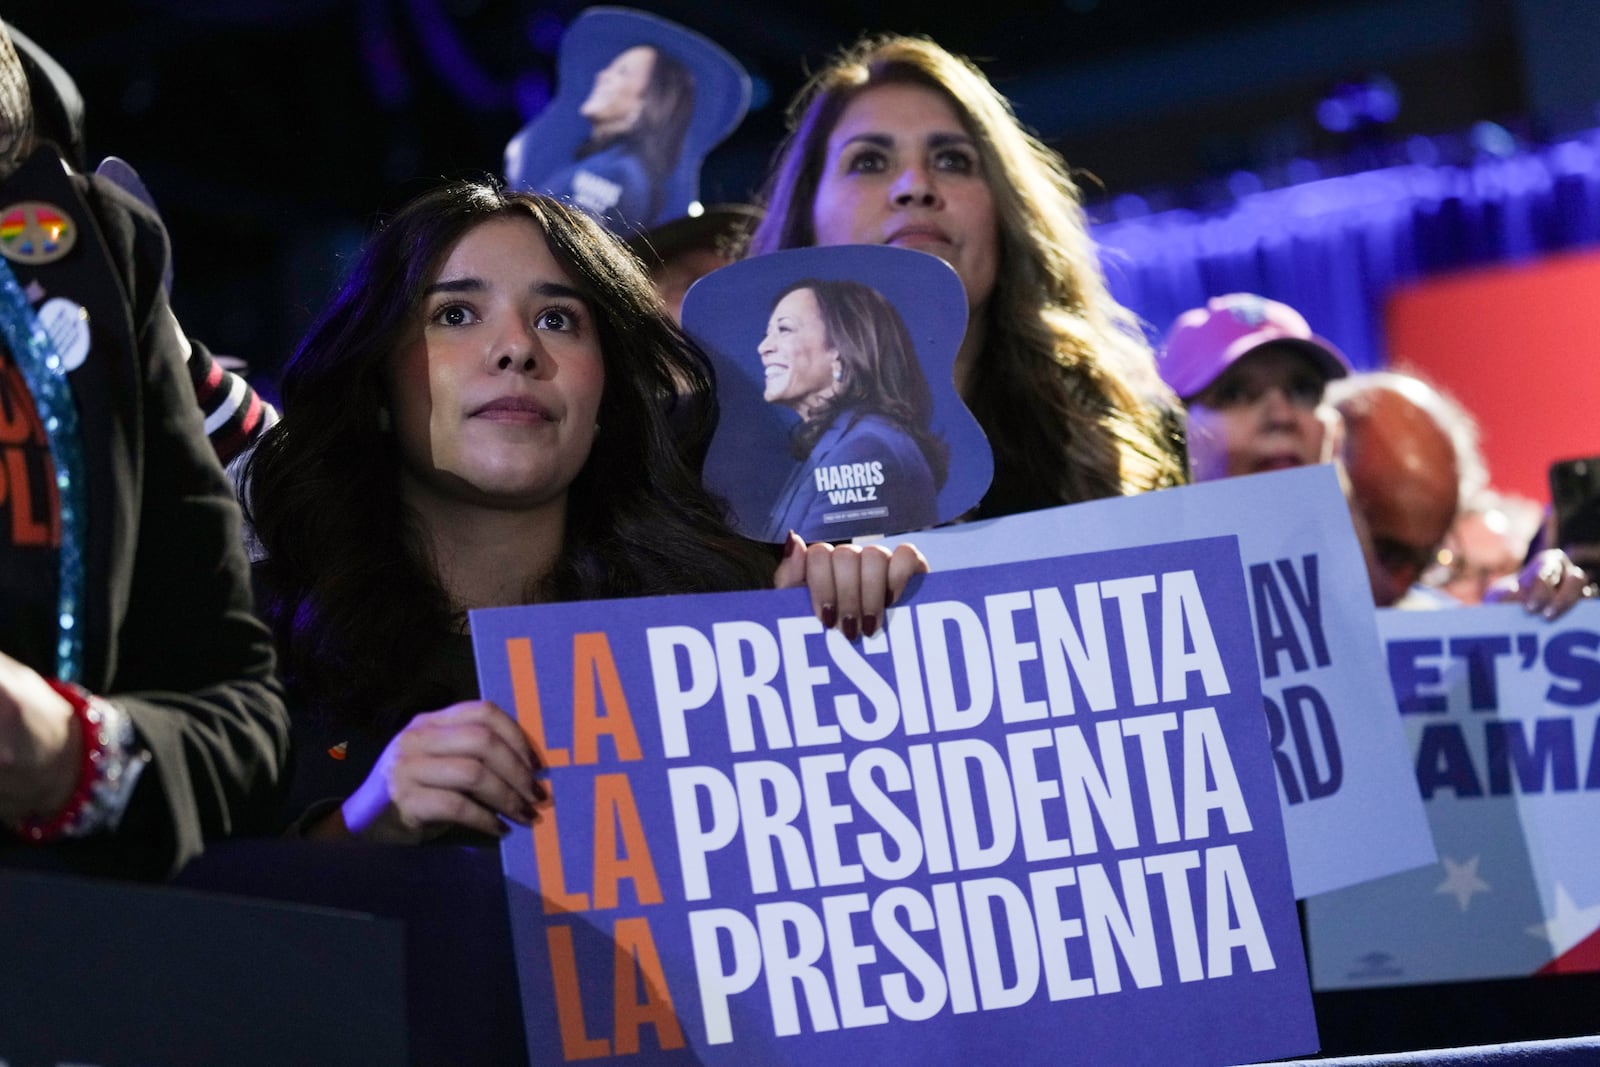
{"left": 684, "top": 245, "right": 993, "bottom": 543}
{"left": 472, "top": 537, "right": 1316, "bottom": 1066}
{"left": 504, "top": 7, "right": 750, "bottom": 233}
{"left": 879, "top": 465, "right": 1437, "bottom": 899}
{"left": 1307, "top": 603, "right": 1600, "bottom": 988}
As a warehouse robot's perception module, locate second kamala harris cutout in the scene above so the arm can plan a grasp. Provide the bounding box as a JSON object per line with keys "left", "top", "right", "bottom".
{"left": 685, "top": 245, "right": 993, "bottom": 543}
{"left": 503, "top": 7, "right": 749, "bottom": 235}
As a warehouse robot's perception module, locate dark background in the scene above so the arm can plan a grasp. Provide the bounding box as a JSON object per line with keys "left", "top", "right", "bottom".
{"left": 7, "top": 0, "right": 1597, "bottom": 384}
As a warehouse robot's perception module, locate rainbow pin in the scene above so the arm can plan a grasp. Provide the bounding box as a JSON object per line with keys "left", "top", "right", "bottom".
{"left": 0, "top": 201, "right": 76, "bottom": 265}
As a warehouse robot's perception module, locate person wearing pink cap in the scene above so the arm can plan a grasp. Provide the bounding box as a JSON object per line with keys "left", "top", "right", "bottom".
{"left": 1159, "top": 293, "right": 1351, "bottom": 483}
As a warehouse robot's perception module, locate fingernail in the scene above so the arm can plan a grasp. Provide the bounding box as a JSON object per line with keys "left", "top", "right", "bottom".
{"left": 842, "top": 614, "right": 859, "bottom": 641}
{"left": 784, "top": 531, "right": 801, "bottom": 558}
{"left": 861, "top": 613, "right": 878, "bottom": 638}
{"left": 886, "top": 588, "right": 897, "bottom": 607}
{"left": 821, "top": 602, "right": 837, "bottom": 629}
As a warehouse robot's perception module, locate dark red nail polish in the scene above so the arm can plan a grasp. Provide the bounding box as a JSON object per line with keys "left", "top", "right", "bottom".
{"left": 842, "top": 614, "right": 859, "bottom": 641}
{"left": 886, "top": 587, "right": 897, "bottom": 607}
{"left": 862, "top": 613, "right": 878, "bottom": 638}
{"left": 821, "top": 602, "right": 837, "bottom": 629}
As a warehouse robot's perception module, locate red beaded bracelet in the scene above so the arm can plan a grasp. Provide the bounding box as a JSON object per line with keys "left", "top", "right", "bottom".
{"left": 17, "top": 679, "right": 103, "bottom": 843}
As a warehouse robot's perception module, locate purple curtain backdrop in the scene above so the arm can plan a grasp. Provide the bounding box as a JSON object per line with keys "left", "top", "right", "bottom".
{"left": 1092, "top": 130, "right": 1600, "bottom": 369}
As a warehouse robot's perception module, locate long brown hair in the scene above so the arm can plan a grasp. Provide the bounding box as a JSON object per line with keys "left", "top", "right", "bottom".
{"left": 747, "top": 35, "right": 1184, "bottom": 516}
{"left": 247, "top": 180, "right": 774, "bottom": 726}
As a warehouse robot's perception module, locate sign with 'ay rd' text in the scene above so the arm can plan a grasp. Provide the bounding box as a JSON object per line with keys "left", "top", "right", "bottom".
{"left": 883, "top": 465, "right": 1436, "bottom": 899}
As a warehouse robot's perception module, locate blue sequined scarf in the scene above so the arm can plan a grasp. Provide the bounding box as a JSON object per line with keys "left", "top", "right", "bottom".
{"left": 0, "top": 257, "right": 85, "bottom": 681}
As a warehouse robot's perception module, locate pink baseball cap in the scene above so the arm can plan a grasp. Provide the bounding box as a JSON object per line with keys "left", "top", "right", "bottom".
{"left": 1159, "top": 293, "right": 1351, "bottom": 401}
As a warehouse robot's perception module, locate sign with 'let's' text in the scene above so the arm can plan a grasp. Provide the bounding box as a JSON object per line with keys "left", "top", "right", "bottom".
{"left": 1308, "top": 603, "right": 1600, "bottom": 988}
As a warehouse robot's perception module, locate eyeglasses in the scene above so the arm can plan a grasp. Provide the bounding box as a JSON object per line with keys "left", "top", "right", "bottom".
{"left": 1421, "top": 547, "right": 1501, "bottom": 592}
{"left": 1372, "top": 536, "right": 1437, "bottom": 583}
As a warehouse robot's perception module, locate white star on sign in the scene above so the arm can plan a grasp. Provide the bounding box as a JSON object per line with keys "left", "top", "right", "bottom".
{"left": 1526, "top": 882, "right": 1600, "bottom": 956}
{"left": 1434, "top": 855, "right": 1490, "bottom": 912}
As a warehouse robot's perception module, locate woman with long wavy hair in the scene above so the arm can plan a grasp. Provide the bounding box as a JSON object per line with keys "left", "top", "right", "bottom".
{"left": 246, "top": 179, "right": 922, "bottom": 843}
{"left": 746, "top": 34, "right": 1185, "bottom": 518}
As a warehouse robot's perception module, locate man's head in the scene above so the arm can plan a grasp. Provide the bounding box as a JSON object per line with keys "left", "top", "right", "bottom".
{"left": 1329, "top": 372, "right": 1485, "bottom": 607}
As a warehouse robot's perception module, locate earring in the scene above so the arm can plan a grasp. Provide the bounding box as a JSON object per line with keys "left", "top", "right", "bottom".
{"left": 376, "top": 406, "right": 392, "bottom": 432}
{"left": 832, "top": 365, "right": 843, "bottom": 382}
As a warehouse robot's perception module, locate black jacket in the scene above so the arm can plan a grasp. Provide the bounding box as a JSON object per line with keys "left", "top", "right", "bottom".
{"left": 0, "top": 148, "right": 288, "bottom": 878}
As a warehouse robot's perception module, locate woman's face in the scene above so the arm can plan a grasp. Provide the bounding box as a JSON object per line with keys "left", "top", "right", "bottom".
{"left": 1185, "top": 345, "right": 1332, "bottom": 483}
{"left": 810, "top": 83, "right": 1000, "bottom": 317}
{"left": 1435, "top": 510, "right": 1524, "bottom": 604}
{"left": 579, "top": 46, "right": 655, "bottom": 134}
{"left": 759, "top": 287, "right": 839, "bottom": 419}
{"left": 387, "top": 216, "right": 605, "bottom": 513}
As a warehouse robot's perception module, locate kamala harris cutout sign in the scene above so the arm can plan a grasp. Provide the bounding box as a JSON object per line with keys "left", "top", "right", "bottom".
{"left": 684, "top": 245, "right": 993, "bottom": 543}
{"left": 504, "top": 7, "right": 750, "bottom": 234}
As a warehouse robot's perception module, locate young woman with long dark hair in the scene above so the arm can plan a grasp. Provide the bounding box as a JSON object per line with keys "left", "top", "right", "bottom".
{"left": 247, "top": 179, "right": 922, "bottom": 842}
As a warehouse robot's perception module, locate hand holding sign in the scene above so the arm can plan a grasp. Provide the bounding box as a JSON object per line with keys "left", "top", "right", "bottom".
{"left": 1485, "top": 548, "right": 1595, "bottom": 620}
{"left": 771, "top": 532, "right": 929, "bottom": 640}
{"left": 330, "top": 699, "right": 547, "bottom": 844}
